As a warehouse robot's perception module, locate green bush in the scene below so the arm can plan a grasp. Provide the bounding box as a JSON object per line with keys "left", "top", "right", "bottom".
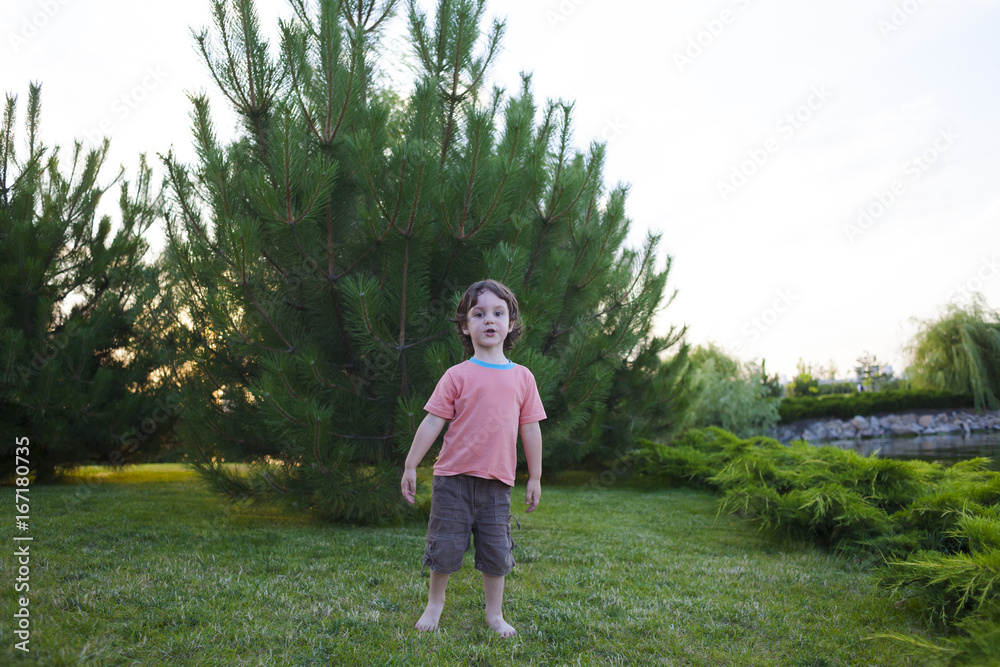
{"left": 779, "top": 389, "right": 974, "bottom": 423}
{"left": 879, "top": 546, "right": 1000, "bottom": 627}
{"left": 817, "top": 381, "right": 858, "bottom": 395}
{"left": 687, "top": 346, "right": 781, "bottom": 437}
{"left": 634, "top": 428, "right": 1000, "bottom": 664}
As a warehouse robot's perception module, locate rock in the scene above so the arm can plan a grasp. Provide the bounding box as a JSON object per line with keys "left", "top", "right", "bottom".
{"left": 851, "top": 416, "right": 868, "bottom": 430}
{"left": 918, "top": 415, "right": 933, "bottom": 428}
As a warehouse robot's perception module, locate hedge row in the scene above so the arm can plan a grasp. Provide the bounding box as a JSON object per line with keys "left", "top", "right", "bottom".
{"left": 779, "top": 390, "right": 974, "bottom": 424}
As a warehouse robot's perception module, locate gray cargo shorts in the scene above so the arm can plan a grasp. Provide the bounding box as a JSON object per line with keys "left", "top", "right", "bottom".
{"left": 423, "top": 474, "right": 515, "bottom": 577}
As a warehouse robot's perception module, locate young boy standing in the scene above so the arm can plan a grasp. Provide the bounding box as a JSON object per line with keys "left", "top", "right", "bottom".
{"left": 400, "top": 279, "right": 545, "bottom": 637}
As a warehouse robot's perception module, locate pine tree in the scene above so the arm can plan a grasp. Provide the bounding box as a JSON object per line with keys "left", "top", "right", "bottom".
{"left": 0, "top": 84, "right": 171, "bottom": 481}
{"left": 583, "top": 287, "right": 692, "bottom": 469}
{"left": 161, "top": 0, "right": 680, "bottom": 523}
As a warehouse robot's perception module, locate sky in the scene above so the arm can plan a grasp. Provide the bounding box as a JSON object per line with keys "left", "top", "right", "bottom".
{"left": 4, "top": 0, "right": 1000, "bottom": 382}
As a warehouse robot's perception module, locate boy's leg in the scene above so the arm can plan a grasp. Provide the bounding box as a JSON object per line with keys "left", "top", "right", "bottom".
{"left": 416, "top": 570, "right": 449, "bottom": 632}
{"left": 482, "top": 573, "right": 516, "bottom": 637}
{"left": 418, "top": 475, "right": 471, "bottom": 631}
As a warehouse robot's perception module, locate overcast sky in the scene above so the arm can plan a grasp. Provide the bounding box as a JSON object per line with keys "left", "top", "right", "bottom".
{"left": 5, "top": 0, "right": 1000, "bottom": 380}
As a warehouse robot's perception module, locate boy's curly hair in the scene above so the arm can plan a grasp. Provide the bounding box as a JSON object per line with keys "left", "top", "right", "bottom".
{"left": 453, "top": 279, "right": 523, "bottom": 357}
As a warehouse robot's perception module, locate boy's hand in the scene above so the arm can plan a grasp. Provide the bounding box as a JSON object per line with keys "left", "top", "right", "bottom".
{"left": 401, "top": 468, "right": 417, "bottom": 504}
{"left": 525, "top": 478, "right": 541, "bottom": 513}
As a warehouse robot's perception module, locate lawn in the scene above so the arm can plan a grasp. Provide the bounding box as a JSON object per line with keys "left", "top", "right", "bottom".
{"left": 2, "top": 465, "right": 936, "bottom": 665}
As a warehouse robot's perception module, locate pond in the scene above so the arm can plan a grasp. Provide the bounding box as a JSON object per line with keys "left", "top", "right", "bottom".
{"left": 821, "top": 431, "right": 1000, "bottom": 471}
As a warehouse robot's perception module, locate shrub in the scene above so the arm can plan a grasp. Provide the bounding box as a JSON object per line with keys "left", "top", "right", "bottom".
{"left": 878, "top": 545, "right": 1000, "bottom": 627}
{"left": 687, "top": 345, "right": 780, "bottom": 437}
{"left": 778, "top": 389, "right": 974, "bottom": 423}
{"left": 633, "top": 428, "right": 1000, "bottom": 663}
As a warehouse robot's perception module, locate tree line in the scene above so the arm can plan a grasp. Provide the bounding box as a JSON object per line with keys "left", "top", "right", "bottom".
{"left": 2, "top": 0, "right": 687, "bottom": 522}
{"left": 3, "top": 0, "right": 997, "bottom": 523}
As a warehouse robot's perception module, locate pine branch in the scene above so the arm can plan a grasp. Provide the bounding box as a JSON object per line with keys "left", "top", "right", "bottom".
{"left": 397, "top": 236, "right": 411, "bottom": 395}
{"left": 358, "top": 289, "right": 386, "bottom": 345}
{"left": 342, "top": 0, "right": 397, "bottom": 34}
{"left": 456, "top": 118, "right": 483, "bottom": 237}
{"left": 262, "top": 470, "right": 291, "bottom": 493}
{"left": 239, "top": 272, "right": 295, "bottom": 353}
{"left": 564, "top": 375, "right": 603, "bottom": 413}
{"left": 278, "top": 366, "right": 299, "bottom": 400}
{"left": 313, "top": 418, "right": 328, "bottom": 474}
{"left": 309, "top": 359, "right": 384, "bottom": 402}
{"left": 356, "top": 147, "right": 400, "bottom": 228}
{"left": 263, "top": 391, "right": 306, "bottom": 426}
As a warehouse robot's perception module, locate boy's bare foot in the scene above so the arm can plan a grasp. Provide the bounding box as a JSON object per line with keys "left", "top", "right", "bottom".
{"left": 487, "top": 614, "right": 517, "bottom": 638}
{"left": 415, "top": 601, "right": 444, "bottom": 632}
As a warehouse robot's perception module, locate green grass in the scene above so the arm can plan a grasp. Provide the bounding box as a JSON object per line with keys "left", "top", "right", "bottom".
{"left": 2, "top": 465, "right": 938, "bottom": 665}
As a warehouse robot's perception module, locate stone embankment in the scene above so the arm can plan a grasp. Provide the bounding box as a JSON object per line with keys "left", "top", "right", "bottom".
{"left": 773, "top": 408, "right": 1000, "bottom": 443}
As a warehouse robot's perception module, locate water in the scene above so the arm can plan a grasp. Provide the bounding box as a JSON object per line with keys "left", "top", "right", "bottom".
{"left": 822, "top": 431, "right": 1000, "bottom": 470}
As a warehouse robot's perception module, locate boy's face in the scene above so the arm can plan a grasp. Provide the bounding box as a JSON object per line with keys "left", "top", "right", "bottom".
{"left": 461, "top": 289, "right": 511, "bottom": 356}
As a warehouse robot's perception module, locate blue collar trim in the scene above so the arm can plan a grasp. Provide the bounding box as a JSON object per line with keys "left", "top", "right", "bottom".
{"left": 468, "top": 357, "right": 515, "bottom": 370}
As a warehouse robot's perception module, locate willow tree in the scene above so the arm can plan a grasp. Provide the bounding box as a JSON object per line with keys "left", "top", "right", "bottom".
{"left": 907, "top": 296, "right": 1000, "bottom": 410}
{"left": 162, "top": 0, "right": 679, "bottom": 522}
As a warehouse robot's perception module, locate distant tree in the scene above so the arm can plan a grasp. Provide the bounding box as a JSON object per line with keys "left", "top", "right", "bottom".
{"left": 687, "top": 345, "right": 780, "bottom": 438}
{"left": 759, "top": 359, "right": 783, "bottom": 399}
{"left": 906, "top": 297, "right": 1000, "bottom": 410}
{"left": 0, "top": 84, "right": 171, "bottom": 481}
{"left": 160, "top": 0, "right": 677, "bottom": 522}
{"left": 855, "top": 352, "right": 893, "bottom": 392}
{"left": 786, "top": 358, "right": 820, "bottom": 398}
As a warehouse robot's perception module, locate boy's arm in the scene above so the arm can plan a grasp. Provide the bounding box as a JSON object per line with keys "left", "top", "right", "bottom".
{"left": 520, "top": 421, "right": 542, "bottom": 513}
{"left": 401, "top": 413, "right": 447, "bottom": 504}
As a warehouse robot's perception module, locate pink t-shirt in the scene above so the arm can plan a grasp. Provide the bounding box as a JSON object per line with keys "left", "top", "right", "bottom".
{"left": 423, "top": 358, "right": 547, "bottom": 486}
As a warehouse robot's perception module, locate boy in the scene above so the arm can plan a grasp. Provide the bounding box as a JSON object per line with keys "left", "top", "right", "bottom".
{"left": 400, "top": 279, "right": 545, "bottom": 637}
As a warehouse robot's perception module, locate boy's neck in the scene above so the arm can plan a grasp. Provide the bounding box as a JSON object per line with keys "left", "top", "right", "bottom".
{"left": 471, "top": 349, "right": 508, "bottom": 366}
